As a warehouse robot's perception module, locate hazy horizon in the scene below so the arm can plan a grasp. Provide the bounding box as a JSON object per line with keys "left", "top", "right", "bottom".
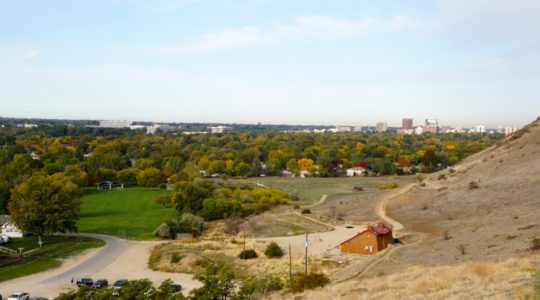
{"left": 1, "top": 0, "right": 539, "bottom": 127}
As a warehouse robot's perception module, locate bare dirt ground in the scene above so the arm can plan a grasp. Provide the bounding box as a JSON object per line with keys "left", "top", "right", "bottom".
{"left": 0, "top": 234, "right": 201, "bottom": 298}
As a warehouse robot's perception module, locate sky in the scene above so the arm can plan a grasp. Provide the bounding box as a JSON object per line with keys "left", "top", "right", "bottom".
{"left": 0, "top": 0, "right": 539, "bottom": 127}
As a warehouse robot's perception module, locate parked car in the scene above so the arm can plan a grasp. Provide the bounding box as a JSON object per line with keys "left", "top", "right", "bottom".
{"left": 0, "top": 235, "right": 9, "bottom": 244}
{"left": 112, "top": 279, "right": 128, "bottom": 289}
{"left": 76, "top": 278, "right": 94, "bottom": 287}
{"left": 7, "top": 292, "right": 30, "bottom": 300}
{"left": 93, "top": 279, "right": 109, "bottom": 288}
{"left": 170, "top": 283, "right": 182, "bottom": 293}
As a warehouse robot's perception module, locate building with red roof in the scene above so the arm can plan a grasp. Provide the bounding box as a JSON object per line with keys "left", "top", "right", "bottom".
{"left": 339, "top": 222, "right": 393, "bottom": 255}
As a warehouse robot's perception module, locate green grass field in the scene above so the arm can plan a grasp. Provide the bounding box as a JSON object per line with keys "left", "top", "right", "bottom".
{"left": 78, "top": 188, "right": 177, "bottom": 239}
{"left": 0, "top": 236, "right": 105, "bottom": 283}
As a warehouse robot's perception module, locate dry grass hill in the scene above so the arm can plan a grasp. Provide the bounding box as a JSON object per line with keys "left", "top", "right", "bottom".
{"left": 283, "top": 117, "right": 540, "bottom": 299}
{"left": 388, "top": 117, "right": 540, "bottom": 266}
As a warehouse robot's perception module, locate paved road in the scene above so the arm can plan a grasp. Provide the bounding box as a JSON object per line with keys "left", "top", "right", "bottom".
{"left": 1, "top": 233, "right": 201, "bottom": 298}
{"left": 40, "top": 233, "right": 130, "bottom": 285}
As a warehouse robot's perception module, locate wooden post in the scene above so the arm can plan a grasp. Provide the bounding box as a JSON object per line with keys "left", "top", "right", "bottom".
{"left": 289, "top": 243, "right": 292, "bottom": 285}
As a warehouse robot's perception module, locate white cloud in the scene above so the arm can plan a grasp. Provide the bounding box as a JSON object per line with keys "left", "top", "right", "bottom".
{"left": 0, "top": 48, "right": 39, "bottom": 60}
{"left": 136, "top": 15, "right": 413, "bottom": 54}
{"left": 153, "top": 26, "right": 269, "bottom": 54}
{"left": 22, "top": 49, "right": 39, "bottom": 60}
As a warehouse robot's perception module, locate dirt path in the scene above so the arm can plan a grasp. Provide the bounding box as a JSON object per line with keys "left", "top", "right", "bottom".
{"left": 331, "top": 183, "right": 422, "bottom": 282}
{"left": 302, "top": 194, "right": 328, "bottom": 208}
{"left": 374, "top": 183, "right": 417, "bottom": 233}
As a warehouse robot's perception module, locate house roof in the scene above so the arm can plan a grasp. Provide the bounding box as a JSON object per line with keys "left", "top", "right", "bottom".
{"left": 339, "top": 222, "right": 392, "bottom": 245}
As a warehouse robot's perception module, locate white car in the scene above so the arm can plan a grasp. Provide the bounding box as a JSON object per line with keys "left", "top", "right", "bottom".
{"left": 7, "top": 292, "right": 30, "bottom": 300}
{"left": 0, "top": 235, "right": 9, "bottom": 243}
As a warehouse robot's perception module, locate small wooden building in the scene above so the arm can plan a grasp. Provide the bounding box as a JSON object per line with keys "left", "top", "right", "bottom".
{"left": 340, "top": 222, "right": 393, "bottom": 255}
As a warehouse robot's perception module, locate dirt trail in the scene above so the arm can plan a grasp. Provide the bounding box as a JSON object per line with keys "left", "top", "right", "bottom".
{"left": 303, "top": 194, "right": 328, "bottom": 208}
{"left": 331, "top": 183, "right": 422, "bottom": 282}
{"left": 375, "top": 183, "right": 417, "bottom": 233}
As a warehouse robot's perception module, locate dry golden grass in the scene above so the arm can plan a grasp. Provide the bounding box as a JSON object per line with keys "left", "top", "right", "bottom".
{"left": 277, "top": 255, "right": 540, "bottom": 300}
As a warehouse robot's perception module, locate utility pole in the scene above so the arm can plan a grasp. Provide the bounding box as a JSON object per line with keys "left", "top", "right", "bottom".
{"left": 305, "top": 232, "right": 308, "bottom": 276}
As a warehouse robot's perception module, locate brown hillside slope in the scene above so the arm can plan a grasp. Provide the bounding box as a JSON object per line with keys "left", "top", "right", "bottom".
{"left": 387, "top": 117, "right": 540, "bottom": 265}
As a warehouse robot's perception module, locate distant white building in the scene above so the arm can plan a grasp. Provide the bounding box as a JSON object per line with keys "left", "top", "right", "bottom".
{"left": 99, "top": 120, "right": 132, "bottom": 128}
{"left": 1, "top": 216, "right": 24, "bottom": 238}
{"left": 475, "top": 125, "right": 486, "bottom": 133}
{"left": 376, "top": 122, "right": 388, "bottom": 133}
{"left": 505, "top": 127, "right": 518, "bottom": 136}
{"left": 415, "top": 126, "right": 424, "bottom": 135}
{"left": 346, "top": 167, "right": 366, "bottom": 177}
{"left": 424, "top": 119, "right": 439, "bottom": 133}
{"left": 336, "top": 125, "right": 352, "bottom": 132}
{"left": 210, "top": 126, "right": 232, "bottom": 134}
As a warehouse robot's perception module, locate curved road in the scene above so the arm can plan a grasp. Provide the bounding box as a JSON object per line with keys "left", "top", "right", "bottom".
{"left": 40, "top": 233, "right": 130, "bottom": 285}
{"left": 1, "top": 233, "right": 201, "bottom": 298}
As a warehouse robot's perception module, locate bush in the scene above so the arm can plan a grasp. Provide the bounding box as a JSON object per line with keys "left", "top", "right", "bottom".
{"left": 353, "top": 186, "right": 364, "bottom": 191}
{"left": 449, "top": 168, "right": 456, "bottom": 173}
{"left": 240, "top": 275, "right": 284, "bottom": 295}
{"left": 438, "top": 174, "right": 447, "bottom": 180}
{"left": 469, "top": 181, "right": 479, "bottom": 190}
{"left": 264, "top": 242, "right": 284, "bottom": 258}
{"left": 153, "top": 222, "right": 174, "bottom": 239}
{"left": 530, "top": 236, "right": 540, "bottom": 251}
{"left": 291, "top": 272, "right": 330, "bottom": 292}
{"left": 301, "top": 209, "right": 311, "bottom": 214}
{"left": 377, "top": 182, "right": 398, "bottom": 190}
{"left": 170, "top": 252, "right": 182, "bottom": 263}
{"left": 177, "top": 213, "right": 205, "bottom": 236}
{"left": 238, "top": 249, "right": 258, "bottom": 260}
{"left": 289, "top": 192, "right": 300, "bottom": 201}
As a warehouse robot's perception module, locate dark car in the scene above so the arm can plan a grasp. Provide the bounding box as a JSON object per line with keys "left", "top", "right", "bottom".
{"left": 76, "top": 278, "right": 94, "bottom": 287}
{"left": 93, "top": 279, "right": 109, "bottom": 288}
{"left": 170, "top": 283, "right": 182, "bottom": 293}
{"left": 112, "top": 279, "right": 128, "bottom": 289}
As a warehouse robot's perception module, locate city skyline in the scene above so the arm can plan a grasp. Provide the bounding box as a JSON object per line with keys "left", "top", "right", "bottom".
{"left": 1, "top": 0, "right": 539, "bottom": 127}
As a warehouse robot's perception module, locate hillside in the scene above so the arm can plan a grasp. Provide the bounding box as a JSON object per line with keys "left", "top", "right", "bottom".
{"left": 387, "top": 117, "right": 540, "bottom": 265}
{"left": 284, "top": 118, "right": 540, "bottom": 299}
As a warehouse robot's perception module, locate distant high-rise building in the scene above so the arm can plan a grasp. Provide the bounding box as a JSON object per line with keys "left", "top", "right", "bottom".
{"left": 376, "top": 122, "right": 388, "bottom": 133}
{"left": 505, "top": 127, "right": 517, "bottom": 136}
{"left": 424, "top": 119, "right": 439, "bottom": 133}
{"left": 475, "top": 125, "right": 486, "bottom": 134}
{"left": 402, "top": 118, "right": 413, "bottom": 130}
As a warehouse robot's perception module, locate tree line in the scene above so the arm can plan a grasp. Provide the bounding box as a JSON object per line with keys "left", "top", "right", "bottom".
{"left": 0, "top": 125, "right": 503, "bottom": 213}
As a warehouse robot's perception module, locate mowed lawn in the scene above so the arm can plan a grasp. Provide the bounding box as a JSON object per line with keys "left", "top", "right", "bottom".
{"left": 78, "top": 188, "right": 177, "bottom": 240}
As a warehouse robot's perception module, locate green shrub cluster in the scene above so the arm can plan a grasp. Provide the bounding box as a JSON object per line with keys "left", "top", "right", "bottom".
{"left": 238, "top": 249, "right": 258, "bottom": 260}
{"left": 291, "top": 272, "right": 331, "bottom": 292}
{"left": 264, "top": 242, "right": 284, "bottom": 258}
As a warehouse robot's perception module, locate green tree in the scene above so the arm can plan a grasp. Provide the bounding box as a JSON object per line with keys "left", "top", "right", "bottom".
{"left": 8, "top": 173, "right": 81, "bottom": 244}
{"left": 137, "top": 167, "right": 162, "bottom": 187}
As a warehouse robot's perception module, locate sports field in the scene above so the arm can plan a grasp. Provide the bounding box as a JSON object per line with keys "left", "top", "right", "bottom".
{"left": 78, "top": 188, "right": 176, "bottom": 239}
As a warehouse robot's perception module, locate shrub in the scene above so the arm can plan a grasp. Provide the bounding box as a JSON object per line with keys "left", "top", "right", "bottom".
{"left": 238, "top": 249, "right": 258, "bottom": 260}
{"left": 291, "top": 272, "right": 330, "bottom": 292}
{"left": 377, "top": 182, "right": 399, "bottom": 190}
{"left": 449, "top": 168, "right": 456, "bottom": 173}
{"left": 458, "top": 244, "right": 466, "bottom": 255}
{"left": 289, "top": 192, "right": 300, "bottom": 201}
{"left": 264, "top": 242, "right": 284, "bottom": 258}
{"left": 293, "top": 204, "right": 300, "bottom": 209}
{"left": 301, "top": 209, "right": 311, "bottom": 214}
{"left": 153, "top": 222, "right": 173, "bottom": 239}
{"left": 148, "top": 246, "right": 163, "bottom": 270}
{"left": 240, "top": 275, "right": 284, "bottom": 295}
{"left": 155, "top": 195, "right": 171, "bottom": 208}
{"left": 443, "top": 230, "right": 451, "bottom": 240}
{"left": 178, "top": 213, "right": 205, "bottom": 236}
{"left": 170, "top": 252, "right": 182, "bottom": 263}
{"left": 438, "top": 174, "right": 447, "bottom": 180}
{"left": 353, "top": 186, "right": 364, "bottom": 191}
{"left": 530, "top": 236, "right": 540, "bottom": 251}
{"left": 469, "top": 181, "right": 480, "bottom": 190}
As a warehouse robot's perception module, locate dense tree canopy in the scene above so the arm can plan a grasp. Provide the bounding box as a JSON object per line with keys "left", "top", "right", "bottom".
{"left": 0, "top": 125, "right": 503, "bottom": 212}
